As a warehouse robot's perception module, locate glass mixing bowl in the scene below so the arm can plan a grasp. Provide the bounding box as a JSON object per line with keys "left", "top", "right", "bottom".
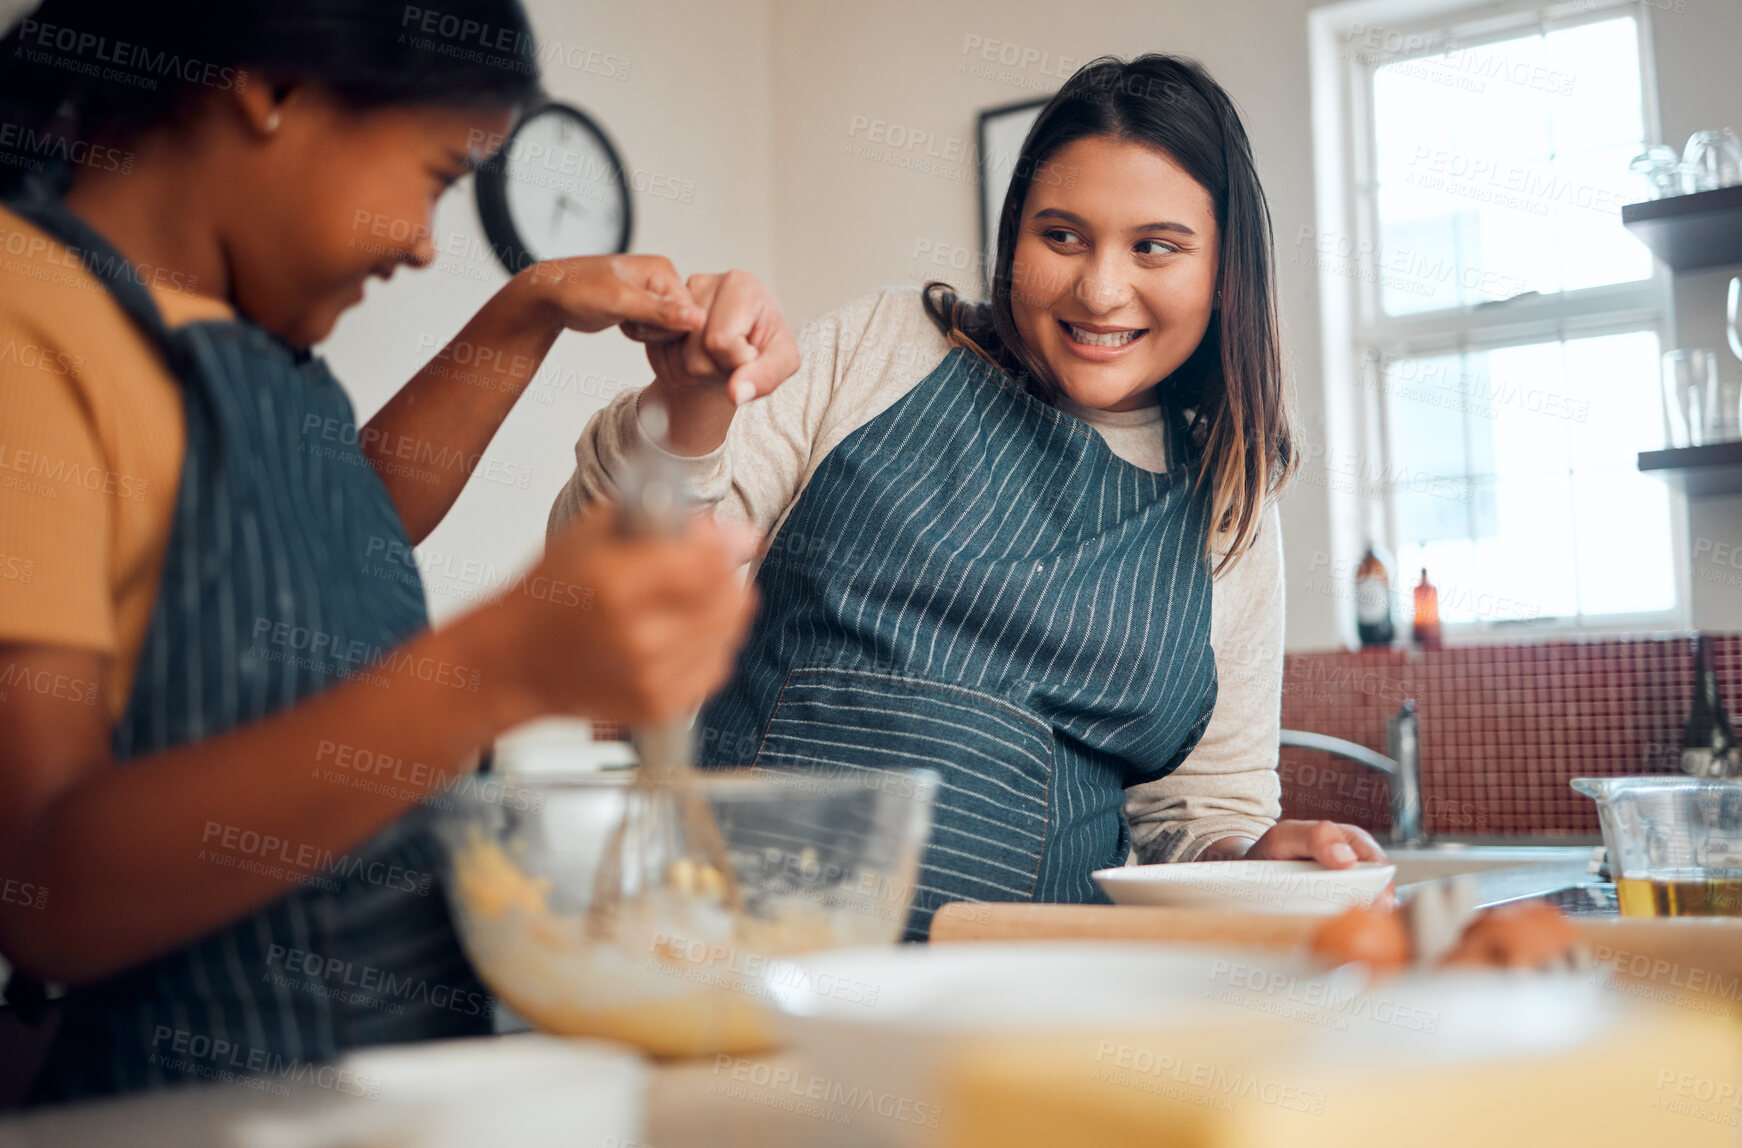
{"left": 434, "top": 768, "right": 937, "bottom": 1056}
{"left": 1572, "top": 776, "right": 1742, "bottom": 917}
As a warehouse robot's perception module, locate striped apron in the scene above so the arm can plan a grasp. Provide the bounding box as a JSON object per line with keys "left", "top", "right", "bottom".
{"left": 698, "top": 347, "right": 1218, "bottom": 940}
{"left": 6, "top": 185, "right": 490, "bottom": 1103}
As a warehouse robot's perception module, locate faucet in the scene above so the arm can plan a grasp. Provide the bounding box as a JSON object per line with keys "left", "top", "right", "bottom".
{"left": 1279, "top": 700, "right": 1425, "bottom": 847}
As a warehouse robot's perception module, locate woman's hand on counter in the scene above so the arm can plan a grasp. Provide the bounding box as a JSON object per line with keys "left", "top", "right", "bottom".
{"left": 636, "top": 270, "right": 800, "bottom": 457}
{"left": 1199, "top": 821, "right": 1388, "bottom": 868}
{"left": 476, "top": 502, "right": 761, "bottom": 727}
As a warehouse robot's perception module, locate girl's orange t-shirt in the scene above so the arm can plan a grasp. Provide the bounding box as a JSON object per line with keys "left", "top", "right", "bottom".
{"left": 0, "top": 204, "right": 232, "bottom": 720}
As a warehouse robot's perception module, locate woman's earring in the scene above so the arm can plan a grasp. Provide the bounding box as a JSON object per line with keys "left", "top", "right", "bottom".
{"left": 263, "top": 110, "right": 282, "bottom": 135}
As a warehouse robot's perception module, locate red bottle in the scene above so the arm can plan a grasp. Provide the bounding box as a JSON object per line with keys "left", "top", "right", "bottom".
{"left": 1412, "top": 568, "right": 1442, "bottom": 650}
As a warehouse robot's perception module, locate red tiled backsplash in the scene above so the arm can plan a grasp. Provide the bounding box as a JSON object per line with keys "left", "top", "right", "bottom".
{"left": 1278, "top": 635, "right": 1729, "bottom": 839}
{"left": 598, "top": 636, "right": 1724, "bottom": 839}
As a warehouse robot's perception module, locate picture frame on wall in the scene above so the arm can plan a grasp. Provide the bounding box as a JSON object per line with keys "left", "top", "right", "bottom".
{"left": 976, "top": 96, "right": 1050, "bottom": 295}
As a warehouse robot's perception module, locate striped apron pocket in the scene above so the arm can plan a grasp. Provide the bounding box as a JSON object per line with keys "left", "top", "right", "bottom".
{"left": 752, "top": 667, "right": 1052, "bottom": 938}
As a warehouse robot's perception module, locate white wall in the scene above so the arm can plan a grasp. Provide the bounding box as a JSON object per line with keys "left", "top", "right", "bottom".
{"left": 322, "top": 0, "right": 1742, "bottom": 648}
{"left": 1651, "top": 1, "right": 1742, "bottom": 628}
{"left": 322, "top": 0, "right": 1346, "bottom": 644}
{"left": 321, "top": 0, "right": 776, "bottom": 624}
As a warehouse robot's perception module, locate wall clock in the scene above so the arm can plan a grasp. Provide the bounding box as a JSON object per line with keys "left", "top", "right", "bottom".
{"left": 475, "top": 101, "right": 632, "bottom": 273}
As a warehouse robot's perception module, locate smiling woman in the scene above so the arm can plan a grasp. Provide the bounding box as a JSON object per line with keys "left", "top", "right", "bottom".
{"left": 552, "top": 55, "right": 1385, "bottom": 943}
{"left": 928, "top": 55, "right": 1293, "bottom": 572}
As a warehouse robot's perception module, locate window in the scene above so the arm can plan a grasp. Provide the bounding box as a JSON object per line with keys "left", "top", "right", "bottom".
{"left": 1377, "top": 331, "right": 1675, "bottom": 624}
{"left": 1329, "top": 1, "right": 1675, "bottom": 631}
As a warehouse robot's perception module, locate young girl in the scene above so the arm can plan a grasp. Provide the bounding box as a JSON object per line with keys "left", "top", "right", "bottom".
{"left": 554, "top": 54, "right": 1384, "bottom": 939}
{"left": 0, "top": 0, "right": 792, "bottom": 1102}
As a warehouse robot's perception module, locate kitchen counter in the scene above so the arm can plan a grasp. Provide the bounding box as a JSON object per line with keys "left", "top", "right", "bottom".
{"left": 0, "top": 1048, "right": 905, "bottom": 1148}
{"left": 648, "top": 1052, "right": 910, "bottom": 1148}
{"left": 0, "top": 851, "right": 1693, "bottom": 1148}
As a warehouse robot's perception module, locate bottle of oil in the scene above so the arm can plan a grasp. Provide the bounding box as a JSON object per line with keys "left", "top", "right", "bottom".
{"left": 1355, "top": 545, "right": 1394, "bottom": 649}
{"left": 1680, "top": 633, "right": 1741, "bottom": 779}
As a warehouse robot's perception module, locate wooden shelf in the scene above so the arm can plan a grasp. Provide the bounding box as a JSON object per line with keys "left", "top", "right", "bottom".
{"left": 1639, "top": 441, "right": 1742, "bottom": 496}
{"left": 1622, "top": 186, "right": 1742, "bottom": 272}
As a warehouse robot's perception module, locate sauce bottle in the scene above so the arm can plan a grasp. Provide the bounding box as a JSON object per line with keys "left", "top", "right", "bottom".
{"left": 1412, "top": 568, "right": 1442, "bottom": 650}
{"left": 1355, "top": 545, "right": 1394, "bottom": 649}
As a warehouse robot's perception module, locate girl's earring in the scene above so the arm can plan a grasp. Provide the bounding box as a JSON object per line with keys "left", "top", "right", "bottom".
{"left": 264, "top": 110, "right": 282, "bottom": 135}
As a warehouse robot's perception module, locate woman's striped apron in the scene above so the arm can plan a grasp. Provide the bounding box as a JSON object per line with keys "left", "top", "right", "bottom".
{"left": 6, "top": 183, "right": 490, "bottom": 1103}
{"left": 698, "top": 347, "right": 1219, "bottom": 940}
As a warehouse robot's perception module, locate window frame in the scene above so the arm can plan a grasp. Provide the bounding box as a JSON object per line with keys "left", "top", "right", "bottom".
{"left": 1311, "top": 0, "right": 1687, "bottom": 642}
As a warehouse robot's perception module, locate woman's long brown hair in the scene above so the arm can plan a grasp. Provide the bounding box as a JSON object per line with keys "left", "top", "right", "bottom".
{"left": 924, "top": 54, "right": 1296, "bottom": 576}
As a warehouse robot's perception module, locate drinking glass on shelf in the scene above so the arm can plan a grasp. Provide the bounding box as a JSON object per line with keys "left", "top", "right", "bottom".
{"left": 1629, "top": 146, "right": 1684, "bottom": 199}
{"left": 1682, "top": 129, "right": 1742, "bottom": 193}
{"left": 1662, "top": 349, "right": 1719, "bottom": 447}
{"left": 1710, "top": 362, "right": 1742, "bottom": 443}
{"left": 1728, "top": 277, "right": 1742, "bottom": 365}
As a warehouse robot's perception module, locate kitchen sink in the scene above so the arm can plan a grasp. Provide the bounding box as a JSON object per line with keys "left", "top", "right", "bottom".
{"left": 1385, "top": 843, "right": 1598, "bottom": 887}
{"left": 1384, "top": 842, "right": 1604, "bottom": 911}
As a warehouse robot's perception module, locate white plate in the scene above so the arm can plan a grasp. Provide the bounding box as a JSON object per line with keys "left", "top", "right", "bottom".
{"left": 1092, "top": 860, "right": 1395, "bottom": 915}
{"left": 232, "top": 1035, "right": 644, "bottom": 1148}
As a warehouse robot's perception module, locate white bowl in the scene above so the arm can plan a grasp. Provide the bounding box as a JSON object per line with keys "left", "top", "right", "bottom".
{"left": 1092, "top": 860, "right": 1395, "bottom": 915}
{"left": 757, "top": 941, "right": 1345, "bottom": 1146}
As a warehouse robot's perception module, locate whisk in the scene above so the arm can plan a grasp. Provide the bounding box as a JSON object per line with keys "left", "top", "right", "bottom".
{"left": 586, "top": 399, "right": 744, "bottom": 942}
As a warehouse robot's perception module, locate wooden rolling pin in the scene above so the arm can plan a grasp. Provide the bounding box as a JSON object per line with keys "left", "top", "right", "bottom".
{"left": 929, "top": 902, "right": 1320, "bottom": 949}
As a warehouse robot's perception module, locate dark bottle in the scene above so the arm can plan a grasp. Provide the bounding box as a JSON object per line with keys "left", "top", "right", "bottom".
{"left": 1355, "top": 545, "right": 1394, "bottom": 649}
{"left": 1682, "top": 634, "right": 1741, "bottom": 778}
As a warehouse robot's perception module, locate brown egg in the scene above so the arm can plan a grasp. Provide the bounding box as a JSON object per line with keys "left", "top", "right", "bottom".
{"left": 1309, "top": 905, "right": 1412, "bottom": 972}
{"left": 1440, "top": 901, "right": 1583, "bottom": 970}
